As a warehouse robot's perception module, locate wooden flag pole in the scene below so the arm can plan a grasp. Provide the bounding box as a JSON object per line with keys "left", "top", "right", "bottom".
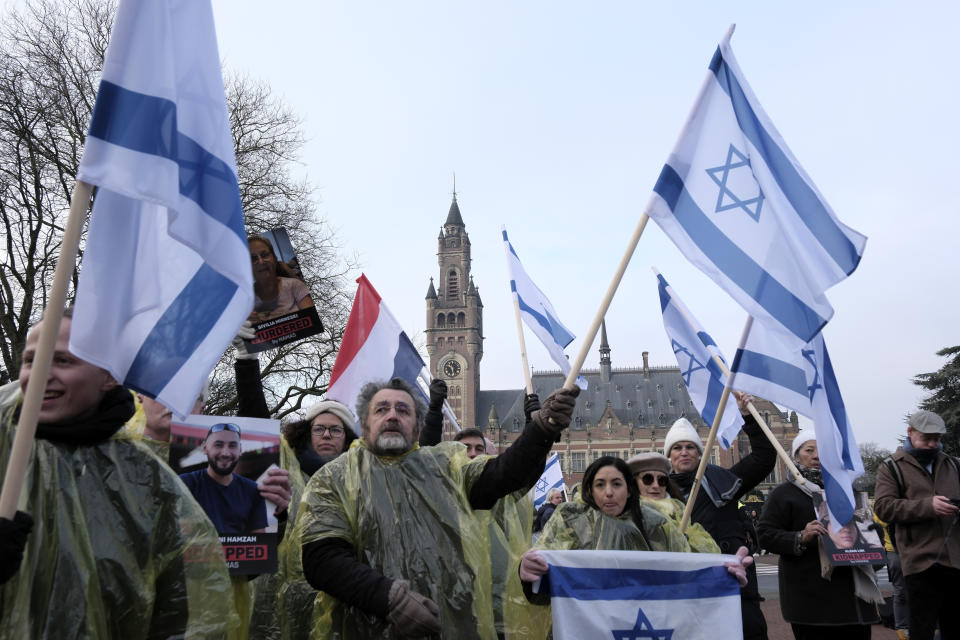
{"left": 562, "top": 213, "right": 650, "bottom": 390}
{"left": 510, "top": 293, "right": 534, "bottom": 394}
{"left": 660, "top": 286, "right": 804, "bottom": 483}
{"left": 0, "top": 181, "right": 92, "bottom": 519}
{"left": 679, "top": 316, "right": 752, "bottom": 532}
{"left": 561, "top": 27, "right": 738, "bottom": 392}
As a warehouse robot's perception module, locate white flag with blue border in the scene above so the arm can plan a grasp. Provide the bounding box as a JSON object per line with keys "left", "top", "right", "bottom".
{"left": 656, "top": 270, "right": 743, "bottom": 448}
{"left": 70, "top": 0, "right": 253, "bottom": 417}
{"left": 535, "top": 550, "right": 743, "bottom": 640}
{"left": 733, "top": 325, "right": 863, "bottom": 529}
{"left": 502, "top": 228, "right": 586, "bottom": 389}
{"left": 648, "top": 32, "right": 866, "bottom": 346}
{"left": 533, "top": 453, "right": 564, "bottom": 510}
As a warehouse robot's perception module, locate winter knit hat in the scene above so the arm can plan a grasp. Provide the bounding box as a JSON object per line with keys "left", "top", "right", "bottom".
{"left": 304, "top": 400, "right": 356, "bottom": 435}
{"left": 791, "top": 429, "right": 816, "bottom": 458}
{"left": 663, "top": 418, "right": 703, "bottom": 456}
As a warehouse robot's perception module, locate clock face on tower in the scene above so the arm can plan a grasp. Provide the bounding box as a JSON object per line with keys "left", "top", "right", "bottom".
{"left": 442, "top": 359, "right": 461, "bottom": 378}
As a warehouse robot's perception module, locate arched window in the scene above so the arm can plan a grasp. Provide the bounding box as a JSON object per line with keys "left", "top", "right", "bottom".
{"left": 447, "top": 312, "right": 455, "bottom": 326}
{"left": 457, "top": 312, "right": 465, "bottom": 327}
{"left": 436, "top": 313, "right": 446, "bottom": 328}
{"left": 447, "top": 269, "right": 459, "bottom": 297}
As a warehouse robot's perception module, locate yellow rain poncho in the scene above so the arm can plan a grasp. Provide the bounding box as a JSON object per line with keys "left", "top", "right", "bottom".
{"left": 0, "top": 382, "right": 238, "bottom": 639}
{"left": 249, "top": 438, "right": 315, "bottom": 640}
{"left": 534, "top": 501, "right": 691, "bottom": 554}
{"left": 641, "top": 497, "right": 721, "bottom": 554}
{"left": 296, "top": 440, "right": 496, "bottom": 639}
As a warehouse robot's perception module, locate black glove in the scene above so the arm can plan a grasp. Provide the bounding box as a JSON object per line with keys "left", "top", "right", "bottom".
{"left": 387, "top": 579, "right": 441, "bottom": 637}
{"left": 0, "top": 511, "right": 33, "bottom": 585}
{"left": 531, "top": 387, "right": 580, "bottom": 438}
{"left": 428, "top": 379, "right": 447, "bottom": 411}
{"left": 523, "top": 394, "right": 541, "bottom": 421}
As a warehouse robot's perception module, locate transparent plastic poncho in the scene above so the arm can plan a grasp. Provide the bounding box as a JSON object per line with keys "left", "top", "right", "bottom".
{"left": 533, "top": 501, "right": 692, "bottom": 554}
{"left": 640, "top": 497, "right": 721, "bottom": 554}
{"left": 296, "top": 440, "right": 495, "bottom": 639}
{"left": 0, "top": 382, "right": 239, "bottom": 639}
{"left": 249, "top": 437, "right": 315, "bottom": 640}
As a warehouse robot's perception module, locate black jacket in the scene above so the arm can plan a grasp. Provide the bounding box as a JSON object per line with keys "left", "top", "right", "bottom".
{"left": 301, "top": 416, "right": 554, "bottom": 619}
{"left": 758, "top": 482, "right": 879, "bottom": 626}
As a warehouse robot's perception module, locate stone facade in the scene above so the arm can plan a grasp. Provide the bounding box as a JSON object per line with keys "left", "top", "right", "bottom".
{"left": 424, "top": 197, "right": 799, "bottom": 497}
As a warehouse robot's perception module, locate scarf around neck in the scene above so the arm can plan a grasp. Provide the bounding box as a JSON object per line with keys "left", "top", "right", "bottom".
{"left": 34, "top": 386, "right": 134, "bottom": 445}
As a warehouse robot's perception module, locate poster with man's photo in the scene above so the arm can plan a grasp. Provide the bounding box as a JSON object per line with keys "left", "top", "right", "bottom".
{"left": 245, "top": 227, "right": 323, "bottom": 353}
{"left": 813, "top": 490, "right": 886, "bottom": 566}
{"left": 171, "top": 414, "right": 283, "bottom": 575}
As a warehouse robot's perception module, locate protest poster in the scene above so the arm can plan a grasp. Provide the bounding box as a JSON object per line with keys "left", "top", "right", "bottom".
{"left": 245, "top": 227, "right": 323, "bottom": 352}
{"left": 172, "top": 414, "right": 282, "bottom": 575}
{"left": 813, "top": 490, "right": 886, "bottom": 566}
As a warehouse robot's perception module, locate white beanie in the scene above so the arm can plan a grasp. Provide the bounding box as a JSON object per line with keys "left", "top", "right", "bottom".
{"left": 304, "top": 400, "right": 356, "bottom": 435}
{"left": 663, "top": 418, "right": 703, "bottom": 456}
{"left": 791, "top": 429, "right": 816, "bottom": 458}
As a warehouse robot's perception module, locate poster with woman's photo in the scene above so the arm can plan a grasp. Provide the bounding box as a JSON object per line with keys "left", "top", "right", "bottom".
{"left": 245, "top": 227, "right": 323, "bottom": 353}
{"left": 171, "top": 414, "right": 283, "bottom": 575}
{"left": 813, "top": 490, "right": 886, "bottom": 566}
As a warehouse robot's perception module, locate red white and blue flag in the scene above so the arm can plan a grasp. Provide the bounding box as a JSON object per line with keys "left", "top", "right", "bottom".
{"left": 326, "top": 275, "right": 429, "bottom": 434}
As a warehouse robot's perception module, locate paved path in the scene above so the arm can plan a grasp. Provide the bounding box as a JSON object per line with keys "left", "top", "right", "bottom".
{"left": 755, "top": 554, "right": 898, "bottom": 640}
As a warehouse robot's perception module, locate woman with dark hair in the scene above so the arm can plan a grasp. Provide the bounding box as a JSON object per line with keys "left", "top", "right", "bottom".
{"left": 248, "top": 235, "right": 314, "bottom": 323}
{"left": 281, "top": 401, "right": 357, "bottom": 479}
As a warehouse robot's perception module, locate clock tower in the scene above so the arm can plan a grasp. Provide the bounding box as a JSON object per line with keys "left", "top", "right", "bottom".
{"left": 425, "top": 192, "right": 483, "bottom": 428}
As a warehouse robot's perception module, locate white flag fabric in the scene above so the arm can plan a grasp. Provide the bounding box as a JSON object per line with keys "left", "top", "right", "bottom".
{"left": 71, "top": 0, "right": 252, "bottom": 417}
{"left": 326, "top": 275, "right": 431, "bottom": 433}
{"left": 535, "top": 550, "right": 742, "bottom": 640}
{"left": 656, "top": 270, "right": 743, "bottom": 448}
{"left": 502, "top": 228, "right": 586, "bottom": 389}
{"left": 648, "top": 33, "right": 866, "bottom": 346}
{"left": 733, "top": 325, "right": 863, "bottom": 529}
{"left": 533, "top": 453, "right": 564, "bottom": 510}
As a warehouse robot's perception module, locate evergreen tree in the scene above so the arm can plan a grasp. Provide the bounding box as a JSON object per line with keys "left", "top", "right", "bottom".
{"left": 913, "top": 345, "right": 960, "bottom": 456}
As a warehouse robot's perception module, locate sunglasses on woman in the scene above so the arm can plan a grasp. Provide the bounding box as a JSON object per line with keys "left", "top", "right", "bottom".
{"left": 637, "top": 473, "right": 668, "bottom": 487}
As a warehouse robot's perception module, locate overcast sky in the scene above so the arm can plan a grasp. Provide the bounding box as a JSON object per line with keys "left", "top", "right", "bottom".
{"left": 210, "top": 2, "right": 959, "bottom": 451}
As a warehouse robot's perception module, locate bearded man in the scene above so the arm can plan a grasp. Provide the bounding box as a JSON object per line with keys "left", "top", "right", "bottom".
{"left": 296, "top": 377, "right": 578, "bottom": 639}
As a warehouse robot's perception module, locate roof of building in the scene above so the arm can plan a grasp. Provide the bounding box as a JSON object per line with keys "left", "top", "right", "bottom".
{"left": 476, "top": 365, "right": 712, "bottom": 432}
{"left": 445, "top": 195, "right": 464, "bottom": 227}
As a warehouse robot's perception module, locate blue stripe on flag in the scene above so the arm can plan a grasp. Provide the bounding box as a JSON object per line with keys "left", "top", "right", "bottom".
{"left": 708, "top": 50, "right": 862, "bottom": 276}
{"left": 822, "top": 467, "right": 855, "bottom": 525}
{"left": 546, "top": 565, "right": 737, "bottom": 601}
{"left": 697, "top": 331, "right": 718, "bottom": 349}
{"left": 87, "top": 80, "right": 246, "bottom": 243}
{"left": 125, "top": 264, "right": 238, "bottom": 395}
{"left": 393, "top": 332, "right": 428, "bottom": 403}
{"left": 732, "top": 349, "right": 808, "bottom": 397}
{"left": 656, "top": 274, "right": 670, "bottom": 312}
{"left": 821, "top": 345, "right": 855, "bottom": 470}
{"left": 654, "top": 165, "right": 828, "bottom": 341}
{"left": 511, "top": 281, "right": 576, "bottom": 348}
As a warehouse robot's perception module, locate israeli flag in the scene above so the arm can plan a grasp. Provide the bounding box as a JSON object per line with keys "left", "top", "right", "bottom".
{"left": 656, "top": 271, "right": 743, "bottom": 448}
{"left": 502, "top": 228, "right": 586, "bottom": 389}
{"left": 733, "top": 325, "right": 863, "bottom": 529}
{"left": 533, "top": 453, "right": 564, "bottom": 510}
{"left": 71, "top": 0, "right": 252, "bottom": 417}
{"left": 648, "top": 32, "right": 866, "bottom": 346}
{"left": 536, "top": 550, "right": 743, "bottom": 640}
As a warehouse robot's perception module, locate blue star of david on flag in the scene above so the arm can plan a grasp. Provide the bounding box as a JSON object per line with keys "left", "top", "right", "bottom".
{"left": 671, "top": 339, "right": 705, "bottom": 386}
{"left": 536, "top": 477, "right": 548, "bottom": 493}
{"left": 611, "top": 607, "right": 674, "bottom": 640}
{"left": 705, "top": 144, "right": 765, "bottom": 221}
{"left": 801, "top": 348, "right": 822, "bottom": 401}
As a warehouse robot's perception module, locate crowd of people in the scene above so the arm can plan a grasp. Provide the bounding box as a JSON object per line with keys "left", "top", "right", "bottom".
{"left": 0, "top": 304, "right": 957, "bottom": 640}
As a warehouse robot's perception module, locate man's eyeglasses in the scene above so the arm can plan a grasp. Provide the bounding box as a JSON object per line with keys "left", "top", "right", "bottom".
{"left": 637, "top": 473, "right": 668, "bottom": 487}
{"left": 208, "top": 423, "right": 241, "bottom": 436}
{"left": 312, "top": 425, "right": 345, "bottom": 438}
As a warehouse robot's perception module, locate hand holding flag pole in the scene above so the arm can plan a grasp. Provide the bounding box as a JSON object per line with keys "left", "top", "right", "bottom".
{"left": 0, "top": 182, "right": 92, "bottom": 519}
